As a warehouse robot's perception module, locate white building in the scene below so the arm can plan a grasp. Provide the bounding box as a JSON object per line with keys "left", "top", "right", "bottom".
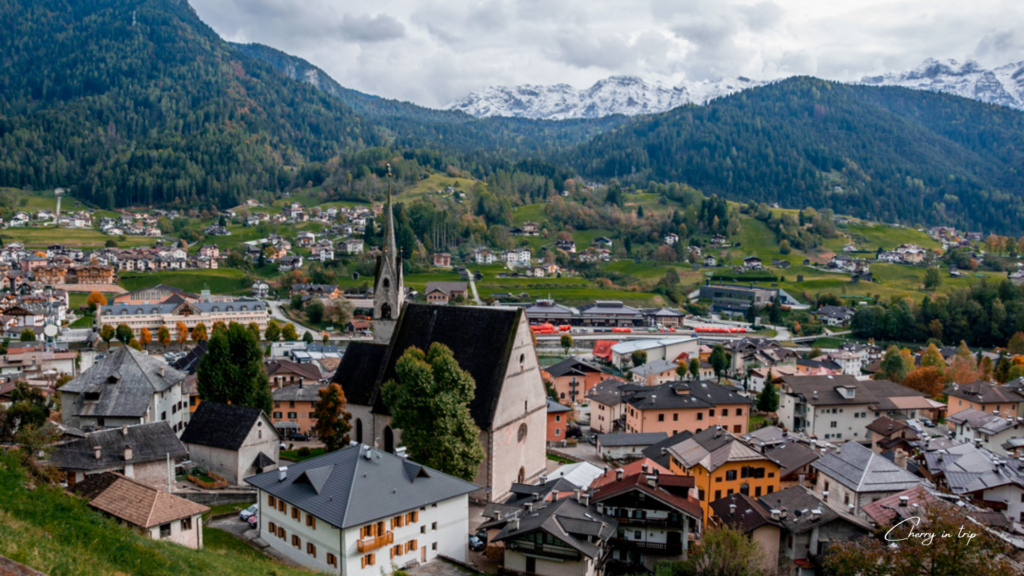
{"left": 810, "top": 442, "right": 920, "bottom": 520}
{"left": 59, "top": 346, "right": 190, "bottom": 434}
{"left": 946, "top": 409, "right": 1024, "bottom": 457}
{"left": 179, "top": 402, "right": 281, "bottom": 485}
{"left": 246, "top": 445, "right": 478, "bottom": 574}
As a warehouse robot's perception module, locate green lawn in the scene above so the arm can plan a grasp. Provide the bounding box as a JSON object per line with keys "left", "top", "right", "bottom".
{"left": 203, "top": 503, "right": 248, "bottom": 521}
{"left": 811, "top": 336, "right": 846, "bottom": 348}
{"left": 843, "top": 224, "right": 941, "bottom": 251}
{"left": 118, "top": 269, "right": 250, "bottom": 295}
{"left": 397, "top": 173, "right": 481, "bottom": 202}
{"left": 1, "top": 228, "right": 154, "bottom": 248}
{"left": 513, "top": 203, "right": 550, "bottom": 226}
{"left": 0, "top": 452, "right": 314, "bottom": 576}
{"left": 69, "top": 314, "right": 94, "bottom": 328}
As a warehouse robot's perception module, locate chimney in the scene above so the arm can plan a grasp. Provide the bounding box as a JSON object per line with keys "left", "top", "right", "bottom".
{"left": 509, "top": 518, "right": 520, "bottom": 531}
{"left": 779, "top": 507, "right": 788, "bottom": 519}
{"left": 836, "top": 444, "right": 842, "bottom": 455}
{"left": 121, "top": 425, "right": 128, "bottom": 436}
{"left": 524, "top": 502, "right": 533, "bottom": 513}
{"left": 551, "top": 492, "right": 558, "bottom": 502}
{"left": 124, "top": 445, "right": 132, "bottom": 461}
{"left": 615, "top": 468, "right": 624, "bottom": 481}
{"left": 278, "top": 466, "right": 288, "bottom": 482}
{"left": 574, "top": 488, "right": 582, "bottom": 503}
{"left": 822, "top": 491, "right": 829, "bottom": 502}
{"left": 159, "top": 365, "right": 165, "bottom": 378}
{"left": 93, "top": 445, "right": 101, "bottom": 460}
{"left": 581, "top": 488, "right": 591, "bottom": 507}
{"left": 798, "top": 474, "right": 806, "bottom": 487}
{"left": 539, "top": 474, "right": 548, "bottom": 484}
{"left": 811, "top": 508, "right": 821, "bottom": 520}
{"left": 770, "top": 509, "right": 781, "bottom": 521}
{"left": 894, "top": 450, "right": 908, "bottom": 470}
{"left": 532, "top": 492, "right": 541, "bottom": 502}
{"left": 898, "top": 496, "right": 909, "bottom": 507}
{"left": 647, "top": 476, "right": 658, "bottom": 489}
{"left": 641, "top": 464, "right": 649, "bottom": 474}
{"left": 729, "top": 503, "right": 737, "bottom": 516}
{"left": 596, "top": 503, "right": 605, "bottom": 514}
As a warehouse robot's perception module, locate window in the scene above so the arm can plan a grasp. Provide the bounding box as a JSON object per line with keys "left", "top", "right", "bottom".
{"left": 273, "top": 411, "right": 282, "bottom": 418}
{"left": 726, "top": 470, "right": 737, "bottom": 481}
{"left": 159, "top": 523, "right": 171, "bottom": 538}
{"left": 292, "top": 534, "right": 301, "bottom": 548}
{"left": 555, "top": 428, "right": 561, "bottom": 437}
{"left": 278, "top": 500, "right": 286, "bottom": 512}
{"left": 269, "top": 522, "right": 276, "bottom": 534}
{"left": 767, "top": 486, "right": 774, "bottom": 494}
{"left": 391, "top": 545, "right": 402, "bottom": 559}
{"left": 181, "top": 517, "right": 192, "bottom": 531}
{"left": 555, "top": 415, "right": 561, "bottom": 422}
{"left": 634, "top": 530, "right": 642, "bottom": 539}
{"left": 361, "top": 554, "right": 375, "bottom": 568}
{"left": 288, "top": 412, "right": 297, "bottom": 419}
{"left": 831, "top": 421, "right": 838, "bottom": 428}
{"left": 278, "top": 526, "right": 286, "bottom": 539}
{"left": 673, "top": 413, "right": 678, "bottom": 421}
{"left": 406, "top": 511, "right": 419, "bottom": 523}
{"left": 735, "top": 408, "right": 742, "bottom": 416}
{"left": 432, "top": 542, "right": 438, "bottom": 551}
{"left": 709, "top": 409, "right": 715, "bottom": 417}
{"left": 755, "top": 486, "right": 762, "bottom": 497}
{"left": 421, "top": 526, "right": 426, "bottom": 534}
{"left": 733, "top": 425, "right": 742, "bottom": 433}
{"left": 714, "top": 490, "right": 722, "bottom": 500}
{"left": 518, "top": 423, "right": 528, "bottom": 442}
{"left": 432, "top": 522, "right": 437, "bottom": 531}
{"left": 658, "top": 414, "right": 665, "bottom": 422}
{"left": 306, "top": 514, "right": 316, "bottom": 529}
{"left": 327, "top": 553, "right": 337, "bottom": 568}
{"left": 697, "top": 412, "right": 703, "bottom": 421}
{"left": 306, "top": 542, "right": 316, "bottom": 557}
{"left": 268, "top": 495, "right": 277, "bottom": 507}
{"left": 292, "top": 507, "right": 301, "bottom": 520}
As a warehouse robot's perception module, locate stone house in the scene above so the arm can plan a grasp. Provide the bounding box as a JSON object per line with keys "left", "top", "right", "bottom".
{"left": 51, "top": 422, "right": 187, "bottom": 487}
{"left": 179, "top": 402, "right": 280, "bottom": 485}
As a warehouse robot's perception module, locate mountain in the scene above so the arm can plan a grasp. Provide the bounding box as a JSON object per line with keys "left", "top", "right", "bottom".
{"left": 0, "top": 0, "right": 379, "bottom": 209}
{"left": 446, "top": 60, "right": 1024, "bottom": 120}
{"left": 566, "top": 77, "right": 1024, "bottom": 233}
{"left": 446, "top": 75, "right": 764, "bottom": 120}
{"left": 859, "top": 58, "right": 1024, "bottom": 111}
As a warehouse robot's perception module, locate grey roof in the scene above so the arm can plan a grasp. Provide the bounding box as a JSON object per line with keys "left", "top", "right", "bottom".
{"left": 780, "top": 375, "right": 925, "bottom": 407}
{"left": 423, "top": 281, "right": 468, "bottom": 295}
{"left": 641, "top": 430, "right": 695, "bottom": 468}
{"left": 252, "top": 451, "right": 276, "bottom": 470}
{"left": 759, "top": 486, "right": 856, "bottom": 535}
{"left": 50, "top": 422, "right": 187, "bottom": 471}
{"left": 103, "top": 298, "right": 265, "bottom": 316}
{"left": 585, "top": 378, "right": 642, "bottom": 407}
{"left": 180, "top": 402, "right": 276, "bottom": 451}
{"left": 544, "top": 357, "right": 605, "bottom": 379}
{"left": 742, "top": 425, "right": 789, "bottom": 447}
{"left": 273, "top": 384, "right": 323, "bottom": 403}
{"left": 666, "top": 427, "right": 770, "bottom": 473}
{"left": 811, "top": 442, "right": 919, "bottom": 494}
{"left": 944, "top": 381, "right": 1024, "bottom": 404}
{"left": 245, "top": 444, "right": 479, "bottom": 529}
{"left": 61, "top": 346, "right": 186, "bottom": 418}
{"left": 491, "top": 497, "right": 617, "bottom": 559}
{"left": 631, "top": 359, "right": 679, "bottom": 378}
{"left": 171, "top": 341, "right": 207, "bottom": 375}
{"left": 625, "top": 380, "right": 752, "bottom": 411}
{"left": 765, "top": 442, "right": 820, "bottom": 478}
{"left": 546, "top": 398, "right": 572, "bottom": 413}
{"left": 597, "top": 432, "right": 667, "bottom": 447}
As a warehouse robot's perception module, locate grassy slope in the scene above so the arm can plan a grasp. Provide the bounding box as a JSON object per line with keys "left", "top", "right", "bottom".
{"left": 1, "top": 228, "right": 154, "bottom": 248}
{"left": 118, "top": 269, "right": 251, "bottom": 295}
{"left": 0, "top": 453, "right": 314, "bottom": 576}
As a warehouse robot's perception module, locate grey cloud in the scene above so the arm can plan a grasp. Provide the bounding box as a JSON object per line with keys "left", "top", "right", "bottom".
{"left": 338, "top": 13, "right": 406, "bottom": 42}
{"left": 552, "top": 30, "right": 675, "bottom": 71}
{"left": 738, "top": 1, "right": 784, "bottom": 33}
{"left": 974, "top": 30, "right": 1022, "bottom": 59}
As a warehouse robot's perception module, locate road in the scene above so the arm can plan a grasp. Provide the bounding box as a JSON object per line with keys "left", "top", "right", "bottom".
{"left": 467, "top": 274, "right": 482, "bottom": 305}
{"left": 266, "top": 300, "right": 317, "bottom": 337}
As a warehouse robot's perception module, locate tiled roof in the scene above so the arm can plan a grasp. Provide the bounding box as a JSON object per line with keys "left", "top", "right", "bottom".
{"left": 781, "top": 375, "right": 925, "bottom": 407}
{"left": 273, "top": 384, "right": 323, "bottom": 403}
{"left": 765, "top": 442, "right": 819, "bottom": 478}
{"left": 266, "top": 359, "right": 323, "bottom": 382}
{"left": 944, "top": 381, "right": 1024, "bottom": 404}
{"left": 861, "top": 487, "right": 936, "bottom": 525}
{"left": 50, "top": 422, "right": 187, "bottom": 471}
{"left": 811, "top": 442, "right": 919, "bottom": 493}
{"left": 591, "top": 472, "right": 701, "bottom": 519}
{"left": 597, "top": 432, "right": 667, "bottom": 447}
{"left": 491, "top": 497, "right": 617, "bottom": 559}
{"left": 641, "top": 431, "right": 694, "bottom": 468}
{"left": 246, "top": 444, "right": 479, "bottom": 529}
{"left": 70, "top": 472, "right": 209, "bottom": 528}
{"left": 61, "top": 346, "right": 186, "bottom": 418}
{"left": 710, "top": 492, "right": 776, "bottom": 533}
{"left": 544, "top": 357, "right": 605, "bottom": 379}
{"left": 180, "top": 402, "right": 276, "bottom": 451}
{"left": 546, "top": 398, "right": 572, "bottom": 413}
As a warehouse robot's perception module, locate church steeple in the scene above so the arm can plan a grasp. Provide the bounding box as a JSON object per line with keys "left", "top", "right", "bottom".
{"left": 372, "top": 164, "right": 404, "bottom": 343}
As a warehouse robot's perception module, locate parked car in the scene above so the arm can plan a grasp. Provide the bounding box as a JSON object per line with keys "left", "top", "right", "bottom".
{"left": 239, "top": 504, "right": 258, "bottom": 521}
{"left": 920, "top": 418, "right": 935, "bottom": 428}
{"left": 247, "top": 514, "right": 258, "bottom": 528}
{"left": 468, "top": 535, "right": 485, "bottom": 552}
{"left": 290, "top": 433, "right": 310, "bottom": 441}
{"left": 475, "top": 529, "right": 488, "bottom": 544}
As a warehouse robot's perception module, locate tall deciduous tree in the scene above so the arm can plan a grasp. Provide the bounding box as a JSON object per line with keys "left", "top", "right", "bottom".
{"left": 1008, "top": 332, "right": 1024, "bottom": 355}
{"left": 196, "top": 323, "right": 272, "bottom": 413}
{"left": 282, "top": 323, "right": 298, "bottom": 341}
{"left": 86, "top": 291, "right": 107, "bottom": 310}
{"left": 901, "top": 367, "right": 946, "bottom": 398}
{"left": 139, "top": 327, "right": 152, "bottom": 349}
{"left": 876, "top": 345, "right": 909, "bottom": 383}
{"left": 312, "top": 383, "right": 352, "bottom": 453}
{"left": 560, "top": 334, "right": 573, "bottom": 356}
{"left": 115, "top": 324, "right": 132, "bottom": 345}
{"left": 709, "top": 344, "right": 728, "bottom": 381}
{"left": 920, "top": 343, "right": 946, "bottom": 375}
{"left": 658, "top": 525, "right": 770, "bottom": 576}
{"left": 381, "top": 343, "right": 485, "bottom": 481}
{"left": 265, "top": 319, "right": 280, "bottom": 342}
{"left": 100, "top": 324, "right": 115, "bottom": 350}
{"left": 688, "top": 357, "right": 700, "bottom": 380}
{"left": 631, "top": 350, "right": 648, "bottom": 368}
{"left": 192, "top": 322, "right": 208, "bottom": 343}
{"left": 158, "top": 326, "right": 171, "bottom": 349}
{"left": 175, "top": 321, "right": 188, "bottom": 348}
{"left": 757, "top": 375, "right": 779, "bottom": 413}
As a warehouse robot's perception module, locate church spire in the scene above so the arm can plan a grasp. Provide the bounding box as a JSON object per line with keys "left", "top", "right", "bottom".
{"left": 383, "top": 163, "right": 397, "bottom": 259}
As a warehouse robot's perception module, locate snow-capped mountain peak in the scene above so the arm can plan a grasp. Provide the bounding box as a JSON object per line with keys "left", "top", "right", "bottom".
{"left": 445, "top": 59, "right": 1024, "bottom": 120}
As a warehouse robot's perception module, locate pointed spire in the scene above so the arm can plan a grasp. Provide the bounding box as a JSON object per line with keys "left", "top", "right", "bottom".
{"left": 384, "top": 163, "right": 397, "bottom": 259}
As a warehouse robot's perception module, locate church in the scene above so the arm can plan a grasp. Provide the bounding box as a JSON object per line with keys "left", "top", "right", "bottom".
{"left": 330, "top": 174, "right": 547, "bottom": 502}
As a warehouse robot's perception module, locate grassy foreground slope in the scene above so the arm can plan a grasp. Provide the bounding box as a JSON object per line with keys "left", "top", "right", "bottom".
{"left": 0, "top": 453, "right": 313, "bottom": 576}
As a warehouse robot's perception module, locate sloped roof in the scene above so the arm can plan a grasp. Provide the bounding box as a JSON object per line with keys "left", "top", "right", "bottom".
{"left": 765, "top": 442, "right": 820, "bottom": 478}
{"left": 590, "top": 458, "right": 672, "bottom": 489}
{"left": 591, "top": 472, "right": 701, "bottom": 519}
{"left": 759, "top": 486, "right": 861, "bottom": 535}
{"left": 329, "top": 342, "right": 387, "bottom": 406}
{"left": 598, "top": 432, "right": 666, "bottom": 447}
{"left": 667, "top": 427, "right": 770, "bottom": 473}
{"left": 492, "top": 497, "right": 617, "bottom": 559}
{"left": 266, "top": 359, "right": 323, "bottom": 382}
{"left": 861, "top": 487, "right": 937, "bottom": 525}
{"left": 710, "top": 492, "right": 776, "bottom": 533}
{"left": 546, "top": 398, "right": 572, "bottom": 413}
{"left": 50, "top": 422, "right": 187, "bottom": 471}
{"left": 945, "top": 381, "right": 1024, "bottom": 404}
{"left": 780, "top": 375, "right": 926, "bottom": 407}
{"left": 585, "top": 378, "right": 640, "bottom": 407}
{"left": 180, "top": 402, "right": 276, "bottom": 451}
{"left": 273, "top": 383, "right": 323, "bottom": 403}
{"left": 331, "top": 304, "right": 525, "bottom": 429}
{"left": 70, "top": 472, "right": 209, "bottom": 528}
{"left": 641, "top": 431, "right": 695, "bottom": 468}
{"left": 246, "top": 445, "right": 479, "bottom": 529}
{"left": 546, "top": 461, "right": 604, "bottom": 488}
{"left": 811, "top": 442, "right": 919, "bottom": 493}
{"left": 61, "top": 346, "right": 186, "bottom": 418}
{"left": 544, "top": 357, "right": 605, "bottom": 378}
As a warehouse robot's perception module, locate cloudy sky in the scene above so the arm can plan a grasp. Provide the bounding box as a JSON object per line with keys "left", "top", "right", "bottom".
{"left": 190, "top": 0, "right": 1024, "bottom": 108}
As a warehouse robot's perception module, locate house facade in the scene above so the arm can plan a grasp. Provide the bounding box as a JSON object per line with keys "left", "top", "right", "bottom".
{"left": 179, "top": 402, "right": 280, "bottom": 485}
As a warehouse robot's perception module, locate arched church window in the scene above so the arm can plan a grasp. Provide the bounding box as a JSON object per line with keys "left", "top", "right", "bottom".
{"left": 381, "top": 303, "right": 392, "bottom": 319}
{"left": 517, "top": 423, "right": 528, "bottom": 443}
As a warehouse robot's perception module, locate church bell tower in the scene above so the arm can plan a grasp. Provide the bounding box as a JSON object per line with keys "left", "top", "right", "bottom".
{"left": 372, "top": 164, "right": 403, "bottom": 343}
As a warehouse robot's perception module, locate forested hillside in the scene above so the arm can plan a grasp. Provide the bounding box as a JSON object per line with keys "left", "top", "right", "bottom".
{"left": 0, "top": 0, "right": 378, "bottom": 209}
{"left": 567, "top": 78, "right": 1024, "bottom": 233}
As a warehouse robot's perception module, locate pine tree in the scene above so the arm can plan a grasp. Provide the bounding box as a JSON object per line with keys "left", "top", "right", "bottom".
{"left": 757, "top": 377, "right": 779, "bottom": 413}
{"left": 709, "top": 345, "right": 728, "bottom": 381}
{"left": 196, "top": 323, "right": 272, "bottom": 413}
{"left": 381, "top": 343, "right": 485, "bottom": 481}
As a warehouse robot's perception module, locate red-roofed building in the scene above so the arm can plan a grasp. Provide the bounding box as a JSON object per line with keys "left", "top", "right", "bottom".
{"left": 860, "top": 487, "right": 936, "bottom": 527}
{"left": 590, "top": 458, "right": 671, "bottom": 489}
{"left": 592, "top": 340, "right": 616, "bottom": 362}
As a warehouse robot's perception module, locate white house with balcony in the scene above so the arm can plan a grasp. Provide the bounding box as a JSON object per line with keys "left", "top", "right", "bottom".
{"left": 245, "top": 444, "right": 478, "bottom": 575}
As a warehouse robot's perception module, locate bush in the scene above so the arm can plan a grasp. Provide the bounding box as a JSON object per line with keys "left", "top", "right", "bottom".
{"left": 297, "top": 447, "right": 312, "bottom": 457}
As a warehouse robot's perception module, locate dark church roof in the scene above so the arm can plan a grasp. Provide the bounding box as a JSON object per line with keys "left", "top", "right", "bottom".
{"left": 331, "top": 304, "right": 524, "bottom": 429}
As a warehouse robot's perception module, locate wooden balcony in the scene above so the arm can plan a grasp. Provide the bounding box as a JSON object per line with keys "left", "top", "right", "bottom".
{"left": 357, "top": 531, "right": 393, "bottom": 552}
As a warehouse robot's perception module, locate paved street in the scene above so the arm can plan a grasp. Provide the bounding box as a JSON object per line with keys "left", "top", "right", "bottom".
{"left": 266, "top": 299, "right": 316, "bottom": 337}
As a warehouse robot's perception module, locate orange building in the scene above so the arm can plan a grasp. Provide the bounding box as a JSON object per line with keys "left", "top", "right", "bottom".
{"left": 542, "top": 357, "right": 608, "bottom": 405}
{"left": 272, "top": 383, "right": 322, "bottom": 437}
{"left": 624, "top": 380, "right": 753, "bottom": 436}
{"left": 546, "top": 399, "right": 572, "bottom": 442}
{"left": 266, "top": 360, "right": 324, "bottom": 389}
{"left": 666, "top": 426, "right": 781, "bottom": 522}
{"left": 944, "top": 380, "right": 1023, "bottom": 425}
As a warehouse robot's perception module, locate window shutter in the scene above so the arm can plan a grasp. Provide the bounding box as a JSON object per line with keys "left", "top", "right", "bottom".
{"left": 370, "top": 553, "right": 375, "bottom": 566}
{"left": 412, "top": 539, "right": 418, "bottom": 550}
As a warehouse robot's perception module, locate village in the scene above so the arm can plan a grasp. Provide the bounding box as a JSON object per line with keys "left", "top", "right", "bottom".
{"left": 3, "top": 183, "right": 1024, "bottom": 576}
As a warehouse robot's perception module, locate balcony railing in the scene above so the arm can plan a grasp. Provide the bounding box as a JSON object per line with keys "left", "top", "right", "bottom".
{"left": 611, "top": 515, "right": 685, "bottom": 528}
{"left": 357, "top": 531, "right": 393, "bottom": 552}
{"left": 506, "top": 541, "right": 581, "bottom": 561}
{"left": 611, "top": 538, "right": 683, "bottom": 555}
